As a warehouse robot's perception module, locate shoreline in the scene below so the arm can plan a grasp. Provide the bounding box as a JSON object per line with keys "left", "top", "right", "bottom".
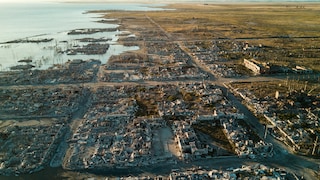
{"left": 62, "top": 0, "right": 320, "bottom": 4}
{"left": 0, "top": 1, "right": 319, "bottom": 179}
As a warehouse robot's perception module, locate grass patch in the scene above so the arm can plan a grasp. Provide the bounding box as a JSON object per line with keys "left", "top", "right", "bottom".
{"left": 230, "top": 80, "right": 320, "bottom": 99}
{"left": 237, "top": 119, "right": 261, "bottom": 143}
{"left": 135, "top": 98, "right": 158, "bottom": 117}
{"left": 193, "top": 122, "right": 235, "bottom": 153}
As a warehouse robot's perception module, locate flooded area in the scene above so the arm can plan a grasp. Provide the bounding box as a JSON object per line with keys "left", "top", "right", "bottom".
{"left": 1, "top": 1, "right": 320, "bottom": 179}
{"left": 0, "top": 2, "right": 165, "bottom": 71}
{"left": 0, "top": 30, "right": 139, "bottom": 70}
{"left": 0, "top": 2, "right": 165, "bottom": 179}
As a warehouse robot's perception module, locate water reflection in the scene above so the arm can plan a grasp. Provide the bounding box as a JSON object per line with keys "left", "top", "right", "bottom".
{"left": 0, "top": 29, "right": 139, "bottom": 71}
{"left": 0, "top": 2, "right": 171, "bottom": 71}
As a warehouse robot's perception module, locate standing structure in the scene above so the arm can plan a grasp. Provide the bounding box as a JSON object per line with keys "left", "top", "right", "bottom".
{"left": 243, "top": 59, "right": 269, "bottom": 75}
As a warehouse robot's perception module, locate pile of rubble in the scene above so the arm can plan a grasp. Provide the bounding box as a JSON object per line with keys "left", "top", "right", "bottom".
{"left": 0, "top": 119, "right": 67, "bottom": 176}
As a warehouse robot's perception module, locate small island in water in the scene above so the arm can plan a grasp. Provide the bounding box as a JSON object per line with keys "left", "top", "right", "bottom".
{"left": 0, "top": 1, "right": 320, "bottom": 180}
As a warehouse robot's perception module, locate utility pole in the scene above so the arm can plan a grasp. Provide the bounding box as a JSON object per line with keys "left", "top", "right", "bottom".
{"left": 304, "top": 81, "right": 308, "bottom": 92}
{"left": 264, "top": 124, "right": 275, "bottom": 139}
{"left": 264, "top": 125, "right": 268, "bottom": 139}
{"left": 312, "top": 136, "right": 318, "bottom": 155}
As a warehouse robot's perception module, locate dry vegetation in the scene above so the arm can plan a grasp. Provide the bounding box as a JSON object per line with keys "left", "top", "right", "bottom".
{"left": 153, "top": 3, "right": 320, "bottom": 39}
{"left": 230, "top": 79, "right": 320, "bottom": 99}
{"left": 98, "top": 3, "right": 320, "bottom": 71}
{"left": 192, "top": 122, "right": 235, "bottom": 154}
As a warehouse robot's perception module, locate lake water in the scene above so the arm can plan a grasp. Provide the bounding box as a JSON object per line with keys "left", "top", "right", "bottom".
{"left": 0, "top": 2, "right": 166, "bottom": 70}
{"left": 0, "top": 2, "right": 167, "bottom": 179}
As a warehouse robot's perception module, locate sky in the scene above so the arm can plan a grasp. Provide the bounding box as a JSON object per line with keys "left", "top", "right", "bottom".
{"left": 0, "top": 0, "right": 317, "bottom": 3}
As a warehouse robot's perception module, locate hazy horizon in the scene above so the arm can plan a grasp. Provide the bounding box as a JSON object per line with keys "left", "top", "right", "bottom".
{"left": 0, "top": 0, "right": 319, "bottom": 3}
